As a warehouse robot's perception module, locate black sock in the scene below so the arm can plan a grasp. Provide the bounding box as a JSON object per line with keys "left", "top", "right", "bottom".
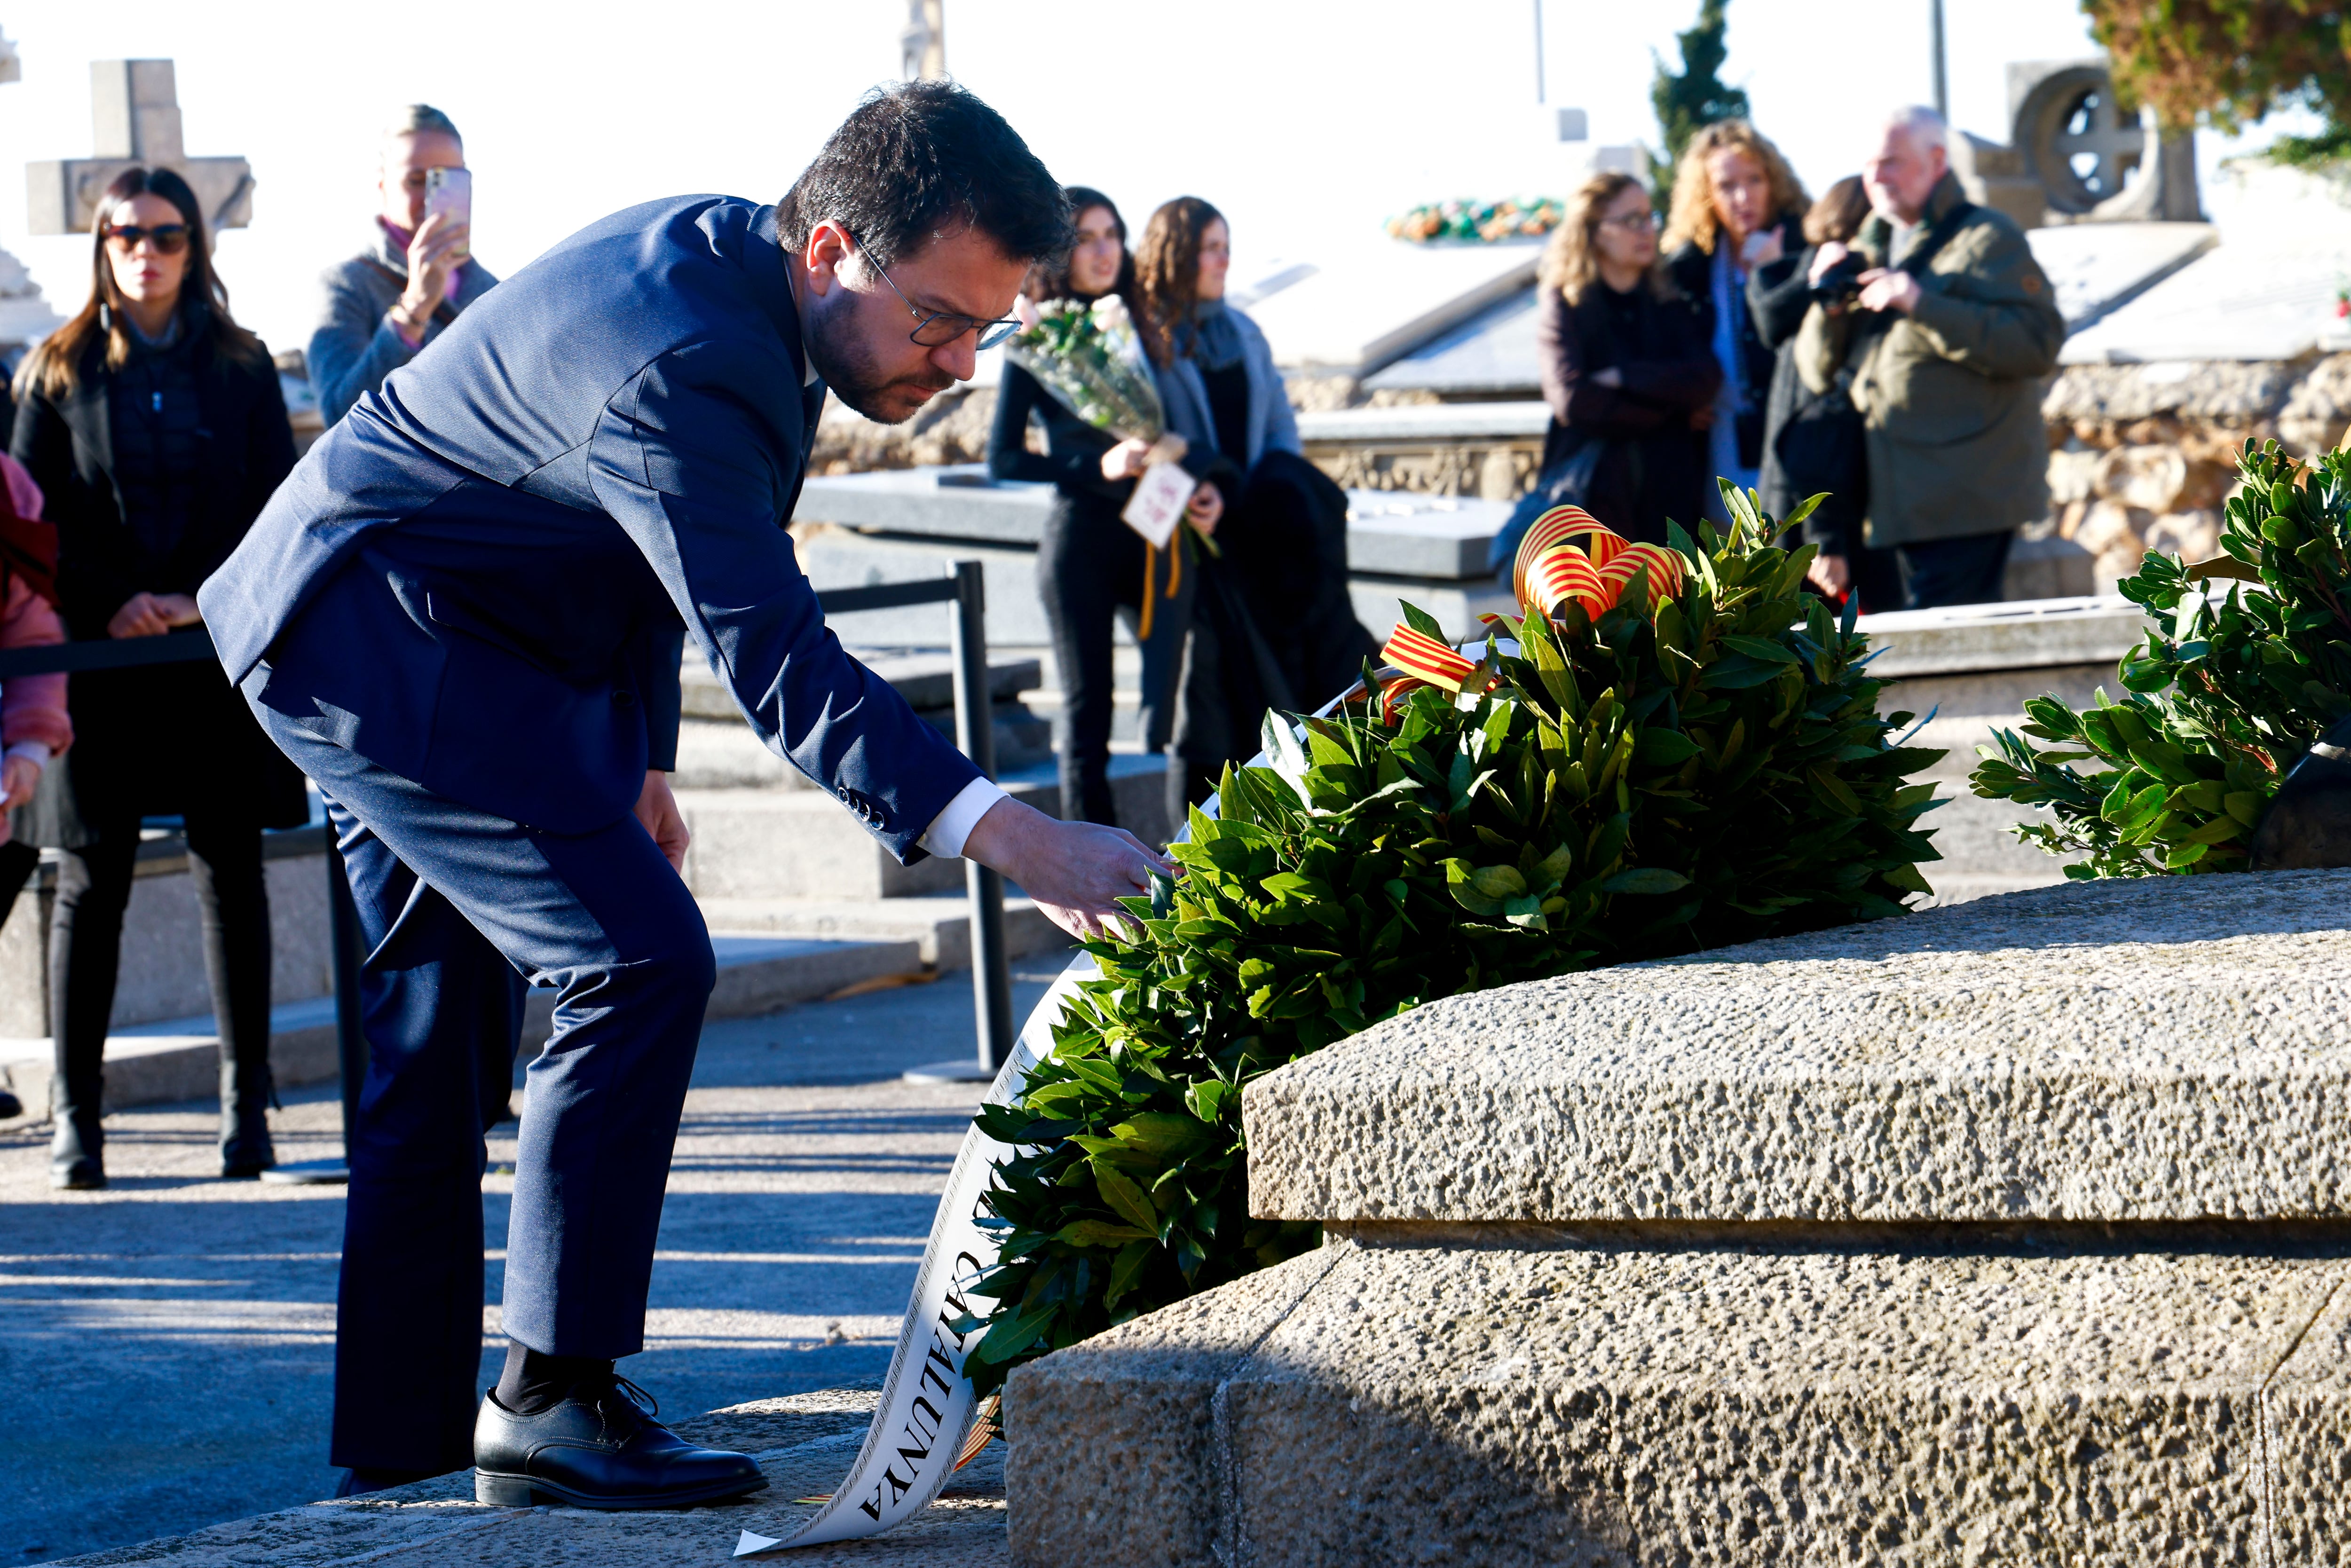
{"left": 496, "top": 1342, "right": 613, "bottom": 1415}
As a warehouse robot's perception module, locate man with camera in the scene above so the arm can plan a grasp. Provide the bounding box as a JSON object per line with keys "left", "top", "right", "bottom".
{"left": 1798, "top": 106, "right": 2064, "bottom": 610}
{"left": 308, "top": 105, "right": 497, "bottom": 428}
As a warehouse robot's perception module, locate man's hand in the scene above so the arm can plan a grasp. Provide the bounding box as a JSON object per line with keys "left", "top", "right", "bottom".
{"left": 961, "top": 796, "right": 1176, "bottom": 940}
{"left": 1185, "top": 481, "right": 1223, "bottom": 537}
{"left": 1807, "top": 552, "right": 1852, "bottom": 598}
{"left": 1855, "top": 268, "right": 1922, "bottom": 315}
{"left": 1808, "top": 241, "right": 1851, "bottom": 287}
{"left": 108, "top": 591, "right": 201, "bottom": 638}
{"left": 388, "top": 211, "right": 468, "bottom": 346}
{"left": 634, "top": 770, "right": 690, "bottom": 872}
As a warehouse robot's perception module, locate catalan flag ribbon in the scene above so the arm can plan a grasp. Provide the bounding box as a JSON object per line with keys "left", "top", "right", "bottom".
{"left": 1379, "top": 625, "right": 1479, "bottom": 691}
{"left": 1511, "top": 504, "right": 1688, "bottom": 621}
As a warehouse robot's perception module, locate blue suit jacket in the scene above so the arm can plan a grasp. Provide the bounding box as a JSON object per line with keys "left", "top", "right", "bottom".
{"left": 201, "top": 197, "right": 978, "bottom": 854}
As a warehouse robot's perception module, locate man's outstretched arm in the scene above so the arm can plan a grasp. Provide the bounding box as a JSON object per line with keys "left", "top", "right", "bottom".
{"left": 959, "top": 796, "right": 1176, "bottom": 939}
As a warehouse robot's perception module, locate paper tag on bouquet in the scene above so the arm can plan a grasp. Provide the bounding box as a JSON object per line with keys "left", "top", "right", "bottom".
{"left": 1120, "top": 460, "right": 1196, "bottom": 549}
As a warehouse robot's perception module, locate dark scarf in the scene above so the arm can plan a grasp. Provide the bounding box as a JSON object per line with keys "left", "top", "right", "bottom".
{"left": 1174, "top": 299, "right": 1246, "bottom": 371}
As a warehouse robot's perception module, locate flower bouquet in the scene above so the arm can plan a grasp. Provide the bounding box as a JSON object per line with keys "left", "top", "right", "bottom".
{"left": 1005, "top": 295, "right": 1166, "bottom": 444}
{"left": 1006, "top": 296, "right": 1201, "bottom": 554}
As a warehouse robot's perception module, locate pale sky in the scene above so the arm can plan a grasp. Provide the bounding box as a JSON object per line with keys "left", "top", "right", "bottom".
{"left": 1, "top": 1, "right": 2127, "bottom": 357}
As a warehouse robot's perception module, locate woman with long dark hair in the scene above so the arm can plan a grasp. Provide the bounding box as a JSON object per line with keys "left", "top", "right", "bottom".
{"left": 11, "top": 166, "right": 306, "bottom": 1188}
{"left": 987, "top": 187, "right": 1196, "bottom": 827}
{"left": 1134, "top": 196, "right": 1371, "bottom": 815}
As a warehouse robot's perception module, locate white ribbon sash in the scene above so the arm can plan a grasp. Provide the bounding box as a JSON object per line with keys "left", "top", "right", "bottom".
{"left": 733, "top": 957, "right": 1097, "bottom": 1557}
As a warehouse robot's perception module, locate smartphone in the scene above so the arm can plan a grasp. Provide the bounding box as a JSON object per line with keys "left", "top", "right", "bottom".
{"left": 424, "top": 166, "right": 472, "bottom": 260}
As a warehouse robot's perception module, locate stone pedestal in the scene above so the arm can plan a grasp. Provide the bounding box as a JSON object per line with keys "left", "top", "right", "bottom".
{"left": 1005, "top": 872, "right": 2351, "bottom": 1564}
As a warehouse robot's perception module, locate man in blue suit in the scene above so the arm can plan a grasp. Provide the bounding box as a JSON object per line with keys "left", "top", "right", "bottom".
{"left": 200, "top": 83, "right": 1167, "bottom": 1509}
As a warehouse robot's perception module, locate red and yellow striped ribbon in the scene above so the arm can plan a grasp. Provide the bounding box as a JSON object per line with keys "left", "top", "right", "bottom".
{"left": 1379, "top": 625, "right": 1479, "bottom": 692}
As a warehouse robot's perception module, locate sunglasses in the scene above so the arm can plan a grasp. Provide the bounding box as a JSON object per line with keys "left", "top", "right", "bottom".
{"left": 102, "top": 223, "right": 191, "bottom": 256}
{"left": 844, "top": 231, "right": 1021, "bottom": 351}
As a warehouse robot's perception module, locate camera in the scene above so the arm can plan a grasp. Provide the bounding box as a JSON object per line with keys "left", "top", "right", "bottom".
{"left": 1811, "top": 251, "right": 1870, "bottom": 310}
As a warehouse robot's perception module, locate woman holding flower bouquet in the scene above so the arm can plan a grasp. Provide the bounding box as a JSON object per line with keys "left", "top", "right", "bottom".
{"left": 988, "top": 188, "right": 1208, "bottom": 828}
{"left": 1135, "top": 196, "right": 1371, "bottom": 817}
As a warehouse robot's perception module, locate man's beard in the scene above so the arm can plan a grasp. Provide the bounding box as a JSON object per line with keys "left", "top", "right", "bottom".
{"left": 805, "top": 292, "right": 954, "bottom": 425}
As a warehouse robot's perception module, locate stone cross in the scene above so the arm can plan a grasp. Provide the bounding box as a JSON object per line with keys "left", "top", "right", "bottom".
{"left": 2046, "top": 82, "right": 2146, "bottom": 206}
{"left": 25, "top": 59, "right": 253, "bottom": 236}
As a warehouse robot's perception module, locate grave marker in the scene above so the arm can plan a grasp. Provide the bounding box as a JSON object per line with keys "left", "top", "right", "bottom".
{"left": 26, "top": 60, "right": 252, "bottom": 236}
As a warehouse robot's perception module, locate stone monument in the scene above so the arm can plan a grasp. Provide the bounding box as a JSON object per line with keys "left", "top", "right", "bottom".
{"left": 1009, "top": 871, "right": 2351, "bottom": 1562}
{"left": 0, "top": 27, "right": 60, "bottom": 359}
{"left": 25, "top": 59, "right": 253, "bottom": 236}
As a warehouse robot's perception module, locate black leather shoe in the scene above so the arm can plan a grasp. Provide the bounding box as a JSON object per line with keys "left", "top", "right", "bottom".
{"left": 472, "top": 1377, "right": 765, "bottom": 1509}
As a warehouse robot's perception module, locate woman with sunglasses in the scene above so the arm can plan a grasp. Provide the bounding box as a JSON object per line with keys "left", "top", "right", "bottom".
{"left": 10, "top": 166, "right": 306, "bottom": 1189}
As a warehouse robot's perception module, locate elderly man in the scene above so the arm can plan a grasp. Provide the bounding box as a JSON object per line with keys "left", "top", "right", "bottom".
{"left": 308, "top": 105, "right": 497, "bottom": 427}
{"left": 1799, "top": 106, "right": 2064, "bottom": 610}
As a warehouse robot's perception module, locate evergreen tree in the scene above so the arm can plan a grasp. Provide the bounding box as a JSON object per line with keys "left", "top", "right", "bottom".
{"left": 1651, "top": 0, "right": 1751, "bottom": 183}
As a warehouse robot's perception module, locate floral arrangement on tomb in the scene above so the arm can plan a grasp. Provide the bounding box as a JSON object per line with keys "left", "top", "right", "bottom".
{"left": 1002, "top": 294, "right": 1165, "bottom": 441}
{"left": 1387, "top": 196, "right": 1565, "bottom": 244}
{"left": 958, "top": 488, "right": 1946, "bottom": 1395}
{"left": 1970, "top": 440, "right": 2351, "bottom": 877}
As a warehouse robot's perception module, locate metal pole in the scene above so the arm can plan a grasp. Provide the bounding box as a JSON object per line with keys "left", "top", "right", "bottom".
{"left": 1930, "top": 0, "right": 1948, "bottom": 120}
{"left": 950, "top": 560, "right": 1014, "bottom": 1076}
{"left": 1532, "top": 0, "right": 1546, "bottom": 104}
{"left": 264, "top": 826, "right": 370, "bottom": 1184}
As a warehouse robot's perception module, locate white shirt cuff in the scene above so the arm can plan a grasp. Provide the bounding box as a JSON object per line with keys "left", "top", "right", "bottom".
{"left": 2, "top": 741, "right": 50, "bottom": 771}
{"left": 918, "top": 777, "right": 1006, "bottom": 859}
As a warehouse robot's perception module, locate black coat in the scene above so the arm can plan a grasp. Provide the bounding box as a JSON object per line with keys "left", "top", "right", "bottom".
{"left": 1533, "top": 280, "right": 1720, "bottom": 546}
{"left": 10, "top": 330, "right": 308, "bottom": 844}
{"left": 1748, "top": 244, "right": 1869, "bottom": 553}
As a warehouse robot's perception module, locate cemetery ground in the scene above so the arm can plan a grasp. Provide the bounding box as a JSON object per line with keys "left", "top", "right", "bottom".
{"left": 0, "top": 954, "right": 1073, "bottom": 1565}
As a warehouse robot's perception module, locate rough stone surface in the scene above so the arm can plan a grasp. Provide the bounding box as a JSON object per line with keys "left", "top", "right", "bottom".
{"left": 58, "top": 1393, "right": 1011, "bottom": 1565}
{"left": 1247, "top": 873, "right": 2351, "bottom": 1225}
{"left": 1003, "top": 1250, "right": 1345, "bottom": 1568}
{"left": 1010, "top": 1232, "right": 2351, "bottom": 1567}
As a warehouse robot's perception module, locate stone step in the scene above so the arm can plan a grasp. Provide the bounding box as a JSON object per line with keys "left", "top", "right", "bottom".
{"left": 697, "top": 893, "right": 1072, "bottom": 969}
{"left": 676, "top": 754, "right": 1173, "bottom": 901}
{"left": 1009, "top": 1229, "right": 2351, "bottom": 1566}
{"left": 0, "top": 933, "right": 920, "bottom": 1119}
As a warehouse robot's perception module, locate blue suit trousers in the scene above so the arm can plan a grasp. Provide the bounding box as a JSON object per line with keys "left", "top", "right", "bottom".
{"left": 252, "top": 701, "right": 716, "bottom": 1473}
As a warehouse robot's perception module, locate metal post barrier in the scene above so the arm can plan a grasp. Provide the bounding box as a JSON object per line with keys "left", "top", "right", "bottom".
{"left": 888, "top": 561, "right": 1016, "bottom": 1084}
{"left": 263, "top": 840, "right": 368, "bottom": 1184}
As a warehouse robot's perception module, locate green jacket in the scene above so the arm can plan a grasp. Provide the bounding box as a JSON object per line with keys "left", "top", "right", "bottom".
{"left": 1800, "top": 172, "right": 2064, "bottom": 551}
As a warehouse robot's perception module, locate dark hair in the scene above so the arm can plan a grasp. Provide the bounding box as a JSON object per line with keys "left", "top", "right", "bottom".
{"left": 1803, "top": 174, "right": 1871, "bottom": 246}
{"left": 1030, "top": 185, "right": 1136, "bottom": 308}
{"left": 21, "top": 165, "right": 265, "bottom": 398}
{"left": 1133, "top": 196, "right": 1225, "bottom": 368}
{"left": 776, "top": 80, "right": 1072, "bottom": 271}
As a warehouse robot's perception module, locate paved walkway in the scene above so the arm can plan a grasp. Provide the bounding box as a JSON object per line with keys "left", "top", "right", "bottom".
{"left": 0, "top": 956, "right": 1070, "bottom": 1564}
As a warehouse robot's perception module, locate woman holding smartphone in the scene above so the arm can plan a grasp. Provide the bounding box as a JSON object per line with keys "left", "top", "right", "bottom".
{"left": 11, "top": 165, "right": 308, "bottom": 1188}
{"left": 988, "top": 187, "right": 1213, "bottom": 828}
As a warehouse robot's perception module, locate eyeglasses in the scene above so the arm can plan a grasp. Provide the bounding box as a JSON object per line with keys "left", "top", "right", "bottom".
{"left": 845, "top": 232, "right": 1021, "bottom": 351}
{"left": 1600, "top": 210, "right": 1659, "bottom": 232}
{"left": 102, "top": 223, "right": 191, "bottom": 255}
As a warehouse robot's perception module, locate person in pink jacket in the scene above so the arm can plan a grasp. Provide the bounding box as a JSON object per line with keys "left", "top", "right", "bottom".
{"left": 0, "top": 450, "right": 71, "bottom": 1121}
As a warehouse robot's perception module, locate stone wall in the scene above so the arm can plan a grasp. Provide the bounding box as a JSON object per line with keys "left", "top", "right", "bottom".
{"left": 2038, "top": 353, "right": 2351, "bottom": 591}
{"left": 811, "top": 353, "right": 2351, "bottom": 583}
